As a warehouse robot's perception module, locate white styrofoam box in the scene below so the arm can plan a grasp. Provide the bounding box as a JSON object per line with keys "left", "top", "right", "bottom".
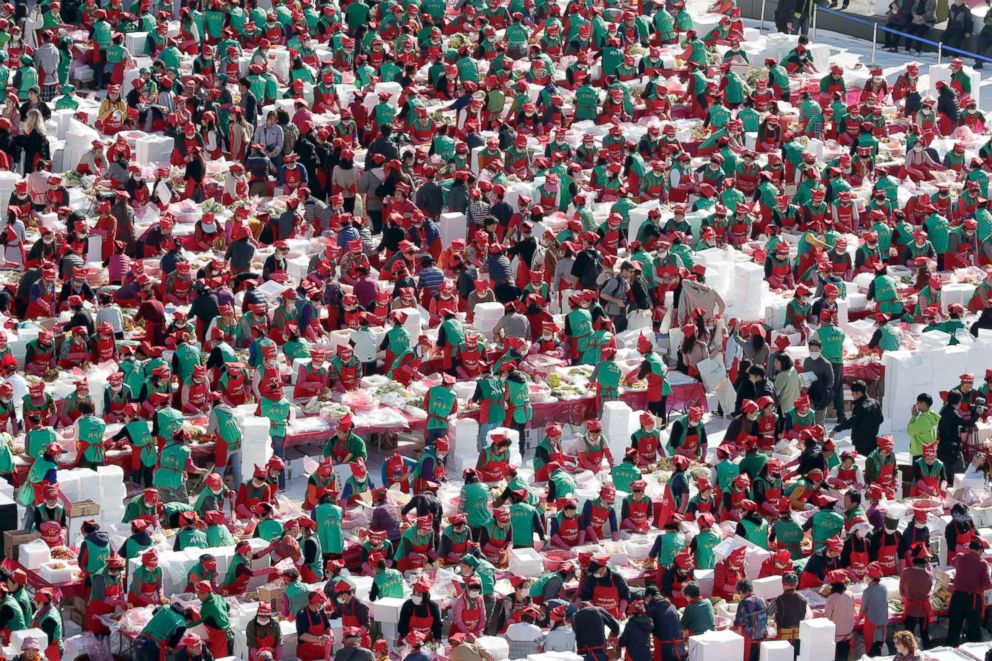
{"left": 393, "top": 306, "right": 422, "bottom": 337}
{"left": 18, "top": 538, "right": 51, "bottom": 570}
{"left": 528, "top": 654, "right": 583, "bottom": 661}
{"left": 135, "top": 135, "right": 175, "bottom": 166}
{"left": 688, "top": 629, "right": 744, "bottom": 661}
{"left": 439, "top": 212, "right": 467, "bottom": 248}
{"left": 797, "top": 619, "right": 836, "bottom": 661}
{"left": 372, "top": 597, "right": 405, "bottom": 624}
{"left": 509, "top": 547, "right": 543, "bottom": 577}
{"left": 760, "top": 641, "right": 796, "bottom": 661}
{"left": 10, "top": 629, "right": 47, "bottom": 654}
{"left": 752, "top": 575, "right": 784, "bottom": 600}
{"left": 696, "top": 568, "right": 714, "bottom": 597}
{"left": 125, "top": 32, "right": 147, "bottom": 55}
{"left": 477, "top": 636, "right": 510, "bottom": 661}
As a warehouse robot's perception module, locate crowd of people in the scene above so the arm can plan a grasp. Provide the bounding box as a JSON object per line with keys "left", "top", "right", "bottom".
{"left": 1, "top": 0, "right": 992, "bottom": 659}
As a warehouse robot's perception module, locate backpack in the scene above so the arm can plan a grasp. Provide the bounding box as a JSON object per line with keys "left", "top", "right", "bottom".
{"left": 577, "top": 250, "right": 602, "bottom": 290}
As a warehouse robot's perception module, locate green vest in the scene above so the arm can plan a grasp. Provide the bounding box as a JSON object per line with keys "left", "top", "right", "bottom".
{"left": 426, "top": 386, "right": 456, "bottom": 430}
{"left": 0, "top": 594, "right": 25, "bottom": 633}
{"left": 285, "top": 580, "right": 310, "bottom": 614}
{"left": 207, "top": 524, "right": 236, "bottom": 547}
{"left": 177, "top": 527, "right": 209, "bottom": 550}
{"left": 611, "top": 462, "right": 641, "bottom": 494}
{"left": 506, "top": 378, "right": 532, "bottom": 423}
{"left": 141, "top": 605, "right": 186, "bottom": 642}
{"left": 81, "top": 537, "right": 110, "bottom": 574}
{"left": 873, "top": 275, "right": 901, "bottom": 315}
{"left": 656, "top": 532, "right": 686, "bottom": 566}
{"left": 694, "top": 530, "right": 721, "bottom": 570}
{"left": 740, "top": 518, "right": 770, "bottom": 550}
{"left": 395, "top": 526, "right": 433, "bottom": 560}
{"left": 566, "top": 309, "right": 593, "bottom": 351}
{"left": 549, "top": 470, "right": 576, "bottom": 500}
{"left": 315, "top": 502, "right": 343, "bottom": 553}
{"left": 477, "top": 376, "right": 505, "bottom": 426}
{"left": 32, "top": 606, "right": 61, "bottom": 651}
{"left": 173, "top": 344, "right": 201, "bottom": 381}
{"left": 26, "top": 427, "right": 56, "bottom": 459}
{"left": 510, "top": 502, "right": 537, "bottom": 547}
{"left": 714, "top": 460, "right": 740, "bottom": 493}
{"left": 79, "top": 415, "right": 107, "bottom": 463}
{"left": 596, "top": 361, "right": 623, "bottom": 400}
{"left": 462, "top": 481, "right": 493, "bottom": 528}
{"left": 878, "top": 324, "right": 901, "bottom": 351}
{"left": 260, "top": 397, "right": 290, "bottom": 436}
{"left": 155, "top": 407, "right": 184, "bottom": 440}
{"left": 816, "top": 326, "right": 846, "bottom": 364}
{"left": 153, "top": 441, "right": 190, "bottom": 489}
{"left": 373, "top": 568, "right": 405, "bottom": 598}
{"left": 127, "top": 420, "right": 155, "bottom": 467}
{"left": 213, "top": 407, "right": 242, "bottom": 452}
{"left": 773, "top": 519, "right": 805, "bottom": 558}
{"left": 18, "top": 454, "right": 55, "bottom": 507}
{"left": 811, "top": 510, "right": 845, "bottom": 548}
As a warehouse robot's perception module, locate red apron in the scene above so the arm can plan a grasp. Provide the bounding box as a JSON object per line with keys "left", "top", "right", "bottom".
{"left": 297, "top": 609, "right": 331, "bottom": 660}
{"left": 85, "top": 579, "right": 122, "bottom": 634}
{"left": 877, "top": 534, "right": 899, "bottom": 576}
{"left": 397, "top": 537, "right": 432, "bottom": 572}
{"left": 408, "top": 609, "right": 435, "bottom": 641}
{"left": 626, "top": 497, "right": 651, "bottom": 530}
{"left": 456, "top": 601, "right": 483, "bottom": 636}
{"left": 588, "top": 501, "right": 613, "bottom": 539}
{"left": 556, "top": 515, "right": 581, "bottom": 546}
{"left": 591, "top": 580, "right": 621, "bottom": 618}
{"left": 636, "top": 435, "right": 659, "bottom": 467}
{"left": 127, "top": 574, "right": 160, "bottom": 606}
{"left": 947, "top": 521, "right": 974, "bottom": 565}
{"left": 848, "top": 539, "right": 870, "bottom": 580}
{"left": 248, "top": 623, "right": 278, "bottom": 661}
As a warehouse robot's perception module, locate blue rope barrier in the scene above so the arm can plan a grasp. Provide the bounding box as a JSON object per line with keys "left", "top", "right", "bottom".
{"left": 815, "top": 4, "right": 992, "bottom": 63}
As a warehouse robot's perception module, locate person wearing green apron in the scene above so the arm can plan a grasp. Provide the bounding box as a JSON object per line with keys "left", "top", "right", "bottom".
{"left": 508, "top": 489, "right": 544, "bottom": 548}
{"left": 690, "top": 514, "right": 721, "bottom": 570}
{"left": 424, "top": 375, "right": 457, "bottom": 446}
{"left": 459, "top": 470, "right": 494, "bottom": 538}
{"left": 315, "top": 489, "right": 344, "bottom": 559}
{"left": 75, "top": 408, "right": 107, "bottom": 469}
{"left": 504, "top": 365, "right": 532, "bottom": 456}
{"left": 152, "top": 429, "right": 200, "bottom": 504}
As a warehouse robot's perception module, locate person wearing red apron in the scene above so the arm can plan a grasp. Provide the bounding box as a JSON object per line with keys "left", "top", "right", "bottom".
{"left": 712, "top": 546, "right": 746, "bottom": 600}
{"left": 550, "top": 498, "right": 583, "bottom": 548}
{"left": 128, "top": 549, "right": 165, "bottom": 606}
{"left": 382, "top": 452, "right": 412, "bottom": 493}
{"left": 331, "top": 344, "right": 362, "bottom": 391}
{"left": 401, "top": 577, "right": 441, "bottom": 642}
{"left": 580, "top": 553, "right": 629, "bottom": 619}
{"left": 871, "top": 515, "right": 902, "bottom": 576}
{"left": 657, "top": 455, "right": 691, "bottom": 529}
{"left": 294, "top": 349, "right": 329, "bottom": 400}
{"left": 181, "top": 365, "right": 210, "bottom": 414}
{"left": 946, "top": 504, "right": 977, "bottom": 565}
{"left": 911, "top": 443, "right": 945, "bottom": 497}
{"left": 631, "top": 411, "right": 662, "bottom": 468}
{"left": 482, "top": 508, "right": 513, "bottom": 562}
{"left": 247, "top": 603, "right": 279, "bottom": 661}
{"left": 30, "top": 588, "right": 63, "bottom": 661}
{"left": 582, "top": 484, "right": 619, "bottom": 544}
{"left": 659, "top": 550, "right": 694, "bottom": 608}
{"left": 861, "top": 563, "right": 888, "bottom": 655}
{"left": 396, "top": 515, "right": 436, "bottom": 572}
{"left": 798, "top": 537, "right": 844, "bottom": 589}
{"left": 331, "top": 582, "right": 371, "bottom": 649}
{"left": 84, "top": 556, "right": 126, "bottom": 635}
{"left": 621, "top": 481, "right": 653, "bottom": 533}
{"left": 296, "top": 591, "right": 333, "bottom": 660}
{"left": 844, "top": 518, "right": 872, "bottom": 582}
{"left": 758, "top": 549, "right": 795, "bottom": 579}
{"left": 451, "top": 577, "right": 486, "bottom": 641}
{"left": 477, "top": 434, "right": 513, "bottom": 483}
{"left": 828, "top": 451, "right": 863, "bottom": 490}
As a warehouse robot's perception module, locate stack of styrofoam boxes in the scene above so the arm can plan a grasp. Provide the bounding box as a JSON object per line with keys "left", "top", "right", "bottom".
{"left": 265, "top": 47, "right": 291, "bottom": 82}
{"left": 0, "top": 171, "right": 19, "bottom": 217}
{"left": 760, "top": 641, "right": 796, "bottom": 661}
{"left": 52, "top": 108, "right": 76, "bottom": 140}
{"left": 695, "top": 568, "right": 714, "bottom": 597}
{"left": 278, "top": 619, "right": 298, "bottom": 659}
{"left": 18, "top": 538, "right": 51, "bottom": 570}
{"left": 135, "top": 134, "right": 175, "bottom": 166}
{"left": 752, "top": 575, "right": 784, "bottom": 600}
{"left": 601, "top": 401, "right": 635, "bottom": 467}
{"left": 451, "top": 417, "right": 480, "bottom": 475}
{"left": 473, "top": 302, "right": 505, "bottom": 340}
{"left": 125, "top": 32, "right": 147, "bottom": 56}
{"left": 439, "top": 212, "right": 467, "bottom": 248}
{"left": 728, "top": 261, "right": 767, "bottom": 321}
{"left": 688, "top": 629, "right": 744, "bottom": 661}
{"left": 528, "top": 653, "right": 584, "bottom": 661}
{"left": 240, "top": 414, "right": 272, "bottom": 481}
{"left": 393, "top": 307, "right": 422, "bottom": 339}
{"left": 941, "top": 282, "right": 977, "bottom": 313}
{"left": 122, "top": 56, "right": 152, "bottom": 94}
{"left": 96, "top": 465, "right": 127, "bottom": 525}
{"left": 372, "top": 597, "right": 404, "bottom": 649}
{"left": 797, "top": 619, "right": 835, "bottom": 661}
{"left": 63, "top": 119, "right": 100, "bottom": 171}
{"left": 509, "top": 547, "right": 543, "bottom": 577}
{"left": 694, "top": 248, "right": 733, "bottom": 301}
{"left": 9, "top": 323, "right": 36, "bottom": 369}
{"left": 930, "top": 63, "right": 981, "bottom": 108}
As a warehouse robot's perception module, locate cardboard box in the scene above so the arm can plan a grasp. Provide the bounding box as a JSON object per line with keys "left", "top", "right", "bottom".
{"left": 3, "top": 529, "right": 40, "bottom": 559}
{"left": 68, "top": 499, "right": 100, "bottom": 518}
{"left": 257, "top": 582, "right": 285, "bottom": 610}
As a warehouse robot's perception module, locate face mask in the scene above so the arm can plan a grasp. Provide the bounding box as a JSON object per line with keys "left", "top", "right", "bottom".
{"left": 594, "top": 569, "right": 607, "bottom": 579}
{"left": 412, "top": 595, "right": 423, "bottom": 605}
{"left": 469, "top": 589, "right": 481, "bottom": 598}
{"left": 258, "top": 617, "right": 271, "bottom": 625}
{"left": 808, "top": 350, "right": 821, "bottom": 359}
{"left": 915, "top": 145, "right": 924, "bottom": 152}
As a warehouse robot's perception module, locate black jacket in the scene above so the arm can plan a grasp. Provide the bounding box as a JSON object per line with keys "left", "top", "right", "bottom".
{"left": 619, "top": 615, "right": 654, "bottom": 661}
{"left": 835, "top": 396, "right": 884, "bottom": 455}
{"left": 574, "top": 606, "right": 620, "bottom": 652}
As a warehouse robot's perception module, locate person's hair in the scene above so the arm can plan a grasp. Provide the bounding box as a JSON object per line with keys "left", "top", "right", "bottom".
{"left": 82, "top": 521, "right": 100, "bottom": 534}
{"left": 644, "top": 585, "right": 660, "bottom": 598}
{"left": 947, "top": 390, "right": 962, "bottom": 406}
{"left": 283, "top": 568, "right": 300, "bottom": 581}
{"left": 748, "top": 365, "right": 765, "bottom": 379}
{"left": 266, "top": 110, "right": 277, "bottom": 121}
{"left": 893, "top": 631, "right": 918, "bottom": 654}
{"left": 736, "top": 579, "right": 752, "bottom": 594}
{"left": 24, "top": 109, "right": 45, "bottom": 136}
{"left": 238, "top": 76, "right": 250, "bottom": 88}
{"left": 782, "top": 572, "right": 798, "bottom": 586}
{"left": 917, "top": 393, "right": 933, "bottom": 406}
{"left": 850, "top": 380, "right": 867, "bottom": 394}
{"left": 79, "top": 400, "right": 95, "bottom": 416}
{"left": 846, "top": 491, "right": 862, "bottom": 506}
{"left": 776, "top": 353, "right": 793, "bottom": 371}
{"left": 683, "top": 583, "right": 700, "bottom": 599}
{"left": 750, "top": 333, "right": 765, "bottom": 352}
{"left": 380, "top": 124, "right": 393, "bottom": 138}
{"left": 830, "top": 582, "right": 846, "bottom": 594}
